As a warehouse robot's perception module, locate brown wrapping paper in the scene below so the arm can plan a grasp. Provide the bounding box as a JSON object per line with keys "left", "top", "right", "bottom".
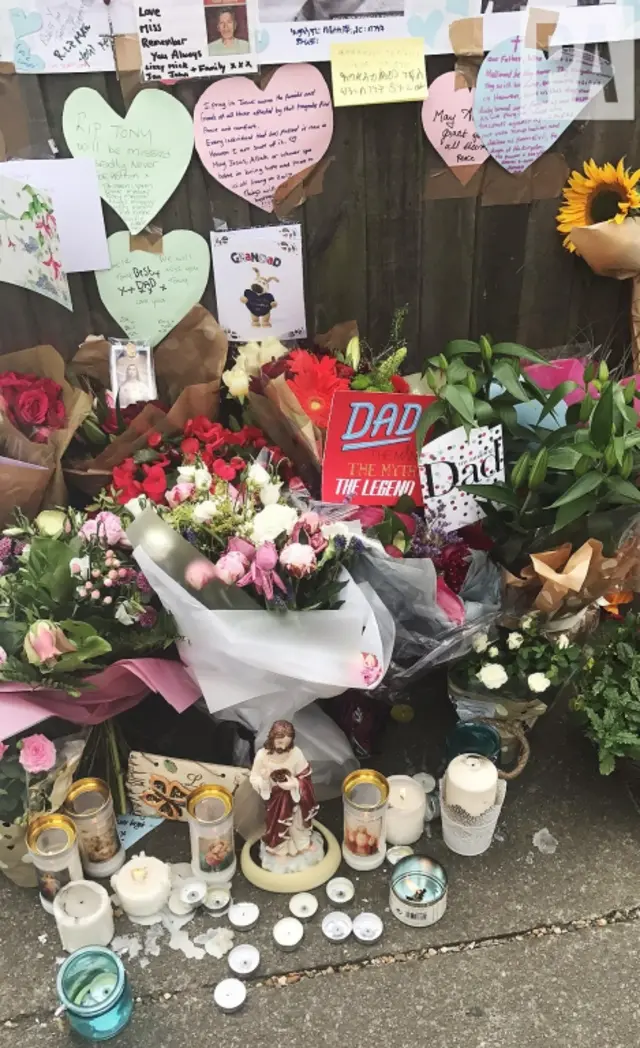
{"left": 425, "top": 154, "right": 569, "bottom": 204}
{"left": 315, "top": 320, "right": 359, "bottom": 353}
{"left": 524, "top": 7, "right": 559, "bottom": 50}
{"left": 0, "top": 347, "right": 92, "bottom": 524}
{"left": 130, "top": 227, "right": 163, "bottom": 255}
{"left": 448, "top": 16, "right": 484, "bottom": 56}
{"left": 65, "top": 307, "right": 228, "bottom": 496}
{"left": 273, "top": 156, "right": 334, "bottom": 218}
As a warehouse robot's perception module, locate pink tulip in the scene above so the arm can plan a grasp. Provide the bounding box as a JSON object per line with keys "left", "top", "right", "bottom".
{"left": 185, "top": 559, "right": 218, "bottom": 590}
{"left": 227, "top": 536, "right": 256, "bottom": 561}
{"left": 19, "top": 734, "right": 56, "bottom": 774}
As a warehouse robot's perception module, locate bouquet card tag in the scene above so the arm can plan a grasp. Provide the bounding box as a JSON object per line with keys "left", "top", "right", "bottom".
{"left": 419, "top": 424, "right": 504, "bottom": 532}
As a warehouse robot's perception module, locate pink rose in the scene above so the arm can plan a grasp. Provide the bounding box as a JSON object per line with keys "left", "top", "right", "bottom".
{"left": 166, "top": 481, "right": 195, "bottom": 509}
{"left": 0, "top": 741, "right": 8, "bottom": 760}
{"left": 23, "top": 620, "right": 77, "bottom": 665}
{"left": 80, "top": 511, "right": 126, "bottom": 547}
{"left": 215, "top": 551, "right": 249, "bottom": 585}
{"left": 19, "top": 733, "right": 56, "bottom": 774}
{"left": 280, "top": 542, "right": 317, "bottom": 578}
{"left": 185, "top": 558, "right": 218, "bottom": 590}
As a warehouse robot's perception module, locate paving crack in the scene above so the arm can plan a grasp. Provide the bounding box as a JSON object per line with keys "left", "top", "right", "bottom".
{"left": 4, "top": 903, "right": 639, "bottom": 1029}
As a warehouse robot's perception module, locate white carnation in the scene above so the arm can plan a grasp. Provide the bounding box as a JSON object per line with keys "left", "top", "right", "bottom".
{"left": 476, "top": 663, "right": 508, "bottom": 690}
{"left": 528, "top": 672, "right": 551, "bottom": 693}
{"left": 472, "top": 632, "right": 489, "bottom": 654}
{"left": 178, "top": 465, "right": 196, "bottom": 482}
{"left": 507, "top": 632, "right": 524, "bottom": 650}
{"left": 556, "top": 634, "right": 570, "bottom": 650}
{"left": 247, "top": 462, "right": 270, "bottom": 487}
{"left": 193, "top": 500, "right": 220, "bottom": 524}
{"left": 194, "top": 467, "right": 212, "bottom": 491}
{"left": 252, "top": 504, "right": 298, "bottom": 544}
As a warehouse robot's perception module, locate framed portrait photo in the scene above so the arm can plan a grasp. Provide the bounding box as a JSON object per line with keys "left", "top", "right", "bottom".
{"left": 109, "top": 340, "right": 158, "bottom": 410}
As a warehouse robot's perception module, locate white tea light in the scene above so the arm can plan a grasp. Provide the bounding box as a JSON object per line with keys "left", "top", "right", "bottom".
{"left": 353, "top": 912, "right": 383, "bottom": 944}
{"left": 228, "top": 944, "right": 260, "bottom": 977}
{"left": 204, "top": 887, "right": 231, "bottom": 915}
{"left": 167, "top": 890, "right": 195, "bottom": 917}
{"left": 386, "top": 845, "right": 414, "bottom": 866}
{"left": 53, "top": 881, "right": 115, "bottom": 953}
{"left": 289, "top": 893, "right": 318, "bottom": 921}
{"left": 213, "top": 978, "right": 246, "bottom": 1013}
{"left": 321, "top": 912, "right": 352, "bottom": 943}
{"left": 273, "top": 917, "right": 304, "bottom": 951}
{"left": 386, "top": 775, "right": 428, "bottom": 846}
{"left": 228, "top": 902, "right": 260, "bottom": 930}
{"left": 179, "top": 879, "right": 207, "bottom": 907}
{"left": 325, "top": 877, "right": 355, "bottom": 905}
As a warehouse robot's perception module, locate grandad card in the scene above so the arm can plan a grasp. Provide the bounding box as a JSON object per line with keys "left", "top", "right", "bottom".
{"left": 419, "top": 424, "right": 505, "bottom": 531}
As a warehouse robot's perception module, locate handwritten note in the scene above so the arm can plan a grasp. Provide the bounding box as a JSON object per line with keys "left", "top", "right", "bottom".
{"left": 136, "top": 0, "right": 257, "bottom": 81}
{"left": 0, "top": 175, "right": 72, "bottom": 310}
{"left": 62, "top": 88, "right": 194, "bottom": 236}
{"left": 116, "top": 814, "right": 162, "bottom": 850}
{"left": 194, "top": 64, "right": 333, "bottom": 213}
{"left": 0, "top": 0, "right": 114, "bottom": 73}
{"left": 421, "top": 72, "right": 489, "bottom": 185}
{"left": 330, "top": 38, "right": 427, "bottom": 107}
{"left": 474, "top": 37, "right": 613, "bottom": 174}
{"left": 95, "top": 231, "right": 210, "bottom": 347}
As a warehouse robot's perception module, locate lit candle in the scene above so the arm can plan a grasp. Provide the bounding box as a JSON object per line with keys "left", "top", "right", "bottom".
{"left": 214, "top": 978, "right": 246, "bottom": 1013}
{"left": 53, "top": 881, "right": 115, "bottom": 953}
{"left": 111, "top": 853, "right": 171, "bottom": 919}
{"left": 289, "top": 893, "right": 318, "bottom": 921}
{"left": 228, "top": 944, "right": 260, "bottom": 976}
{"left": 386, "top": 775, "right": 427, "bottom": 846}
{"left": 228, "top": 902, "right": 260, "bottom": 930}
{"left": 272, "top": 917, "right": 304, "bottom": 951}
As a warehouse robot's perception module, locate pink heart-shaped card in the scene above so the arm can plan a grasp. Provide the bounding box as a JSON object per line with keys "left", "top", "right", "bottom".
{"left": 421, "top": 71, "right": 488, "bottom": 185}
{"left": 194, "top": 64, "right": 334, "bottom": 213}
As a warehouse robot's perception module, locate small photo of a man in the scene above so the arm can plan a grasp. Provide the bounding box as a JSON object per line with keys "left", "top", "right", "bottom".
{"left": 204, "top": 0, "right": 251, "bottom": 54}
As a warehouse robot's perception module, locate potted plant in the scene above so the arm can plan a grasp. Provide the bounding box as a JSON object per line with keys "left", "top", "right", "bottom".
{"left": 572, "top": 611, "right": 640, "bottom": 776}
{"left": 448, "top": 613, "right": 583, "bottom": 739}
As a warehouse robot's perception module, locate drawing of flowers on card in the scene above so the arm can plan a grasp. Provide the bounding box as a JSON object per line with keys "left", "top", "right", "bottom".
{"left": 0, "top": 174, "right": 72, "bottom": 310}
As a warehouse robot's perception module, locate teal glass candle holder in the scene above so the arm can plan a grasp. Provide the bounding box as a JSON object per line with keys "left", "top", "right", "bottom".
{"left": 56, "top": 946, "right": 133, "bottom": 1041}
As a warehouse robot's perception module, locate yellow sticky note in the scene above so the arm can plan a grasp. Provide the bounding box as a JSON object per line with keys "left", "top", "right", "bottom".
{"left": 330, "top": 38, "right": 428, "bottom": 108}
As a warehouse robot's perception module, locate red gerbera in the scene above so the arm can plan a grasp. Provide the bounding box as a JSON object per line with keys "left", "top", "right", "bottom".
{"left": 286, "top": 356, "right": 350, "bottom": 428}
{"left": 286, "top": 349, "right": 318, "bottom": 376}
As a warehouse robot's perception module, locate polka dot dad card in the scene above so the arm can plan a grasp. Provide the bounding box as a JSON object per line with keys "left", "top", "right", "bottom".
{"left": 419, "top": 424, "right": 505, "bottom": 532}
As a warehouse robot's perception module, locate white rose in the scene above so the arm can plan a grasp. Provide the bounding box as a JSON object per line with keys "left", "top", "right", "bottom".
{"left": 178, "top": 465, "right": 196, "bottom": 482}
{"left": 507, "top": 632, "right": 524, "bottom": 650}
{"left": 528, "top": 672, "right": 551, "bottom": 693}
{"left": 247, "top": 462, "right": 270, "bottom": 487}
{"left": 259, "top": 481, "right": 282, "bottom": 506}
{"left": 194, "top": 467, "right": 212, "bottom": 491}
{"left": 257, "top": 337, "right": 288, "bottom": 365}
{"left": 556, "top": 634, "right": 570, "bottom": 650}
{"left": 222, "top": 367, "right": 250, "bottom": 399}
{"left": 520, "top": 616, "right": 534, "bottom": 630}
{"left": 237, "top": 341, "right": 263, "bottom": 373}
{"left": 124, "top": 495, "right": 147, "bottom": 518}
{"left": 115, "top": 603, "right": 136, "bottom": 626}
{"left": 192, "top": 500, "right": 220, "bottom": 524}
{"left": 252, "top": 504, "right": 298, "bottom": 544}
{"left": 472, "top": 632, "right": 489, "bottom": 654}
{"left": 476, "top": 663, "right": 508, "bottom": 690}
{"left": 488, "top": 646, "right": 499, "bottom": 658}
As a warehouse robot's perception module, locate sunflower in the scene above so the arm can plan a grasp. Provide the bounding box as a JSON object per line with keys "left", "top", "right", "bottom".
{"left": 556, "top": 158, "right": 640, "bottom": 252}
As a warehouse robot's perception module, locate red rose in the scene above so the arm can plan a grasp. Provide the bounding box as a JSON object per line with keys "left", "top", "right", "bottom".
{"left": 0, "top": 371, "right": 34, "bottom": 391}
{"left": 212, "top": 458, "right": 236, "bottom": 481}
{"left": 185, "top": 417, "right": 223, "bottom": 443}
{"left": 181, "top": 436, "right": 200, "bottom": 459}
{"left": 46, "top": 397, "right": 66, "bottom": 429}
{"left": 141, "top": 463, "right": 167, "bottom": 502}
{"left": 36, "top": 376, "right": 64, "bottom": 401}
{"left": 16, "top": 388, "right": 48, "bottom": 425}
{"left": 391, "top": 374, "right": 410, "bottom": 394}
{"left": 230, "top": 456, "right": 245, "bottom": 470}
{"left": 147, "top": 430, "right": 163, "bottom": 449}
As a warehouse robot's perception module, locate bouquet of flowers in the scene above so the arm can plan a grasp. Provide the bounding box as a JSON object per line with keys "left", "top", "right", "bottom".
{"left": 0, "top": 346, "right": 92, "bottom": 525}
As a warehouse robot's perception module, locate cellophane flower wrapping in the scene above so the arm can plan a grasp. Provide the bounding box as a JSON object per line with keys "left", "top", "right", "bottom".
{"left": 127, "top": 511, "right": 395, "bottom": 784}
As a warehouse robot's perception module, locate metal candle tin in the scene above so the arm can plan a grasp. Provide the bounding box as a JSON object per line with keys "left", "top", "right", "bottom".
{"left": 342, "top": 769, "right": 389, "bottom": 871}
{"left": 56, "top": 946, "right": 133, "bottom": 1041}
{"left": 64, "top": 779, "right": 125, "bottom": 878}
{"left": 186, "top": 784, "right": 236, "bottom": 884}
{"left": 389, "top": 855, "right": 448, "bottom": 928}
{"left": 26, "top": 813, "right": 84, "bottom": 915}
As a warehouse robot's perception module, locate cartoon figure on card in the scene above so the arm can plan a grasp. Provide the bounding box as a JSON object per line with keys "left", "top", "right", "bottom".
{"left": 241, "top": 267, "right": 279, "bottom": 328}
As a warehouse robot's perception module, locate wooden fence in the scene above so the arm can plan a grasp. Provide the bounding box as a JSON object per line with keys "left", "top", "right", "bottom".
{"left": 1, "top": 47, "right": 638, "bottom": 371}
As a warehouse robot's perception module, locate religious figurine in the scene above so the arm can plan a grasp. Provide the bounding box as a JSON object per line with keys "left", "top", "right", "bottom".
{"left": 249, "top": 720, "right": 322, "bottom": 872}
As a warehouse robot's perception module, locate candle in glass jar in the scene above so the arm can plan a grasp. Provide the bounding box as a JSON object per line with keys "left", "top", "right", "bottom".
{"left": 342, "top": 769, "right": 389, "bottom": 871}
{"left": 186, "top": 784, "right": 236, "bottom": 884}
{"left": 111, "top": 853, "right": 171, "bottom": 919}
{"left": 386, "top": 775, "right": 427, "bottom": 846}
{"left": 53, "top": 881, "right": 115, "bottom": 953}
{"left": 26, "top": 813, "right": 84, "bottom": 915}
{"left": 64, "top": 778, "right": 125, "bottom": 878}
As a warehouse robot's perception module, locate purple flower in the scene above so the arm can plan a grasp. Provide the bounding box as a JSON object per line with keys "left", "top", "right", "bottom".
{"left": 0, "top": 538, "right": 12, "bottom": 559}
{"left": 13, "top": 541, "right": 26, "bottom": 556}
{"left": 138, "top": 607, "right": 158, "bottom": 628}
{"left": 135, "top": 571, "right": 152, "bottom": 594}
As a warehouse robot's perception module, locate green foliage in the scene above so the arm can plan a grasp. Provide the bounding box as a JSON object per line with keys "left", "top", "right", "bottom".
{"left": 572, "top": 614, "right": 640, "bottom": 774}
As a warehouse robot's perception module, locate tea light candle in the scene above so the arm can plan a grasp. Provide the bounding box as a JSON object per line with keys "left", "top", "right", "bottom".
{"left": 322, "top": 912, "right": 353, "bottom": 943}
{"left": 204, "top": 887, "right": 231, "bottom": 916}
{"left": 325, "top": 877, "right": 355, "bottom": 906}
{"left": 228, "top": 944, "right": 260, "bottom": 977}
{"left": 179, "top": 879, "right": 207, "bottom": 908}
{"left": 111, "top": 853, "right": 171, "bottom": 919}
{"left": 353, "top": 912, "right": 383, "bottom": 944}
{"left": 386, "top": 775, "right": 427, "bottom": 846}
{"left": 289, "top": 893, "right": 318, "bottom": 921}
{"left": 53, "top": 881, "right": 115, "bottom": 953}
{"left": 386, "top": 845, "right": 414, "bottom": 866}
{"left": 214, "top": 978, "right": 246, "bottom": 1013}
{"left": 228, "top": 902, "right": 260, "bottom": 930}
{"left": 273, "top": 917, "right": 304, "bottom": 951}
